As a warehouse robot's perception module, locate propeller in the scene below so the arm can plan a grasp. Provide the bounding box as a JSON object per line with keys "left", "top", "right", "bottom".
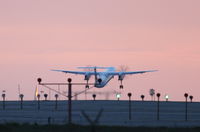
{"left": 117, "top": 65, "right": 129, "bottom": 72}
{"left": 94, "top": 67, "right": 100, "bottom": 85}
{"left": 82, "top": 65, "right": 94, "bottom": 72}
{"left": 117, "top": 65, "right": 130, "bottom": 79}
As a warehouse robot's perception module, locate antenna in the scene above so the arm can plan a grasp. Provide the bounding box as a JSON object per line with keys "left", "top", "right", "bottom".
{"left": 94, "top": 67, "right": 97, "bottom": 83}
{"left": 18, "top": 84, "right": 21, "bottom": 100}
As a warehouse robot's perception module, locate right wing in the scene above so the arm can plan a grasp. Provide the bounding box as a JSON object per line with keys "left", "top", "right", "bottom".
{"left": 107, "top": 70, "right": 158, "bottom": 76}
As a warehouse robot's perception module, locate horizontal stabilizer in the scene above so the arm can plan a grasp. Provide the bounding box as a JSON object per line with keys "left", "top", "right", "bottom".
{"left": 77, "top": 66, "right": 113, "bottom": 69}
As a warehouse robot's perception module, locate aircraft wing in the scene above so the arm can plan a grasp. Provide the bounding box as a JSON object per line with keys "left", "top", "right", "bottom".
{"left": 108, "top": 70, "right": 158, "bottom": 75}
{"left": 52, "top": 70, "right": 98, "bottom": 75}
{"left": 52, "top": 70, "right": 87, "bottom": 75}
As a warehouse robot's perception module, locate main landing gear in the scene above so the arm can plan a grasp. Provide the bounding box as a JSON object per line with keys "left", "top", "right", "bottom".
{"left": 119, "top": 80, "right": 123, "bottom": 89}
{"left": 85, "top": 80, "right": 89, "bottom": 89}
{"left": 85, "top": 85, "right": 89, "bottom": 89}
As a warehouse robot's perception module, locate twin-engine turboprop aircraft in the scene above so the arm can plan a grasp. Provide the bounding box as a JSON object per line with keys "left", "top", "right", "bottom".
{"left": 53, "top": 67, "right": 157, "bottom": 89}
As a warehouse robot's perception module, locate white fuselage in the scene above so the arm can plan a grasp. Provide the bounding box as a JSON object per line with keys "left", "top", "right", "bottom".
{"left": 95, "top": 67, "right": 115, "bottom": 88}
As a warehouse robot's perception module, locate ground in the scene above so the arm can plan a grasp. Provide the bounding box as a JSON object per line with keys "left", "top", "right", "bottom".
{"left": 0, "top": 123, "right": 200, "bottom": 132}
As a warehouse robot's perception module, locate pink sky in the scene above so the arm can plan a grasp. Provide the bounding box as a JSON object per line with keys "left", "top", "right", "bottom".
{"left": 0, "top": 0, "right": 200, "bottom": 101}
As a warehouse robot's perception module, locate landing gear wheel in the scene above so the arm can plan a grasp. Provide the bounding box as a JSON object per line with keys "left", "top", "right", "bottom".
{"left": 120, "top": 85, "right": 123, "bottom": 89}
{"left": 85, "top": 85, "right": 89, "bottom": 89}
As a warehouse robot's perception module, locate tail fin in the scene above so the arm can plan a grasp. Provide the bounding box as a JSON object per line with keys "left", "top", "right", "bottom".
{"left": 77, "top": 66, "right": 113, "bottom": 69}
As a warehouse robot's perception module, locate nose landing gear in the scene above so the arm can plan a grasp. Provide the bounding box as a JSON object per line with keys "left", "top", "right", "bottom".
{"left": 119, "top": 80, "right": 123, "bottom": 89}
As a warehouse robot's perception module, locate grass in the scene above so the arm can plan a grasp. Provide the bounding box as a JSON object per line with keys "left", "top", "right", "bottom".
{"left": 0, "top": 123, "right": 200, "bottom": 132}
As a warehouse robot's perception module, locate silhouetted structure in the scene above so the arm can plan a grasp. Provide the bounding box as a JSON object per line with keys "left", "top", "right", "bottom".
{"left": 92, "top": 94, "right": 96, "bottom": 101}
{"left": 2, "top": 93, "right": 5, "bottom": 110}
{"left": 37, "top": 94, "right": 40, "bottom": 110}
{"left": 156, "top": 93, "right": 161, "bottom": 120}
{"left": 189, "top": 95, "right": 193, "bottom": 102}
{"left": 19, "top": 94, "right": 24, "bottom": 109}
{"left": 67, "top": 78, "right": 72, "bottom": 124}
{"left": 37, "top": 77, "right": 95, "bottom": 124}
{"left": 141, "top": 95, "right": 145, "bottom": 101}
{"left": 184, "top": 93, "right": 188, "bottom": 121}
{"left": 55, "top": 94, "right": 58, "bottom": 110}
{"left": 149, "top": 89, "right": 155, "bottom": 101}
{"left": 128, "top": 93, "right": 132, "bottom": 120}
{"left": 44, "top": 93, "right": 48, "bottom": 101}
{"left": 81, "top": 109, "right": 103, "bottom": 132}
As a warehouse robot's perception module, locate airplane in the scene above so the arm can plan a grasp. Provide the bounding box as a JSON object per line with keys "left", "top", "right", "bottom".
{"left": 52, "top": 66, "right": 157, "bottom": 89}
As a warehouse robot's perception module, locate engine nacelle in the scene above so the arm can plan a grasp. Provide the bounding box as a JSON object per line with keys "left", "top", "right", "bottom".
{"left": 84, "top": 74, "right": 91, "bottom": 80}
{"left": 118, "top": 74, "right": 125, "bottom": 80}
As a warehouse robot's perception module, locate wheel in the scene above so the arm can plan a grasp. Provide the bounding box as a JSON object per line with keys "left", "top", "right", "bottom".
{"left": 85, "top": 85, "right": 89, "bottom": 89}
{"left": 120, "top": 85, "right": 123, "bottom": 89}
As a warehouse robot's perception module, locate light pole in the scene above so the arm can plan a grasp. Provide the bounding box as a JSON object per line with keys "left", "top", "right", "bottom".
{"left": 156, "top": 93, "right": 160, "bottom": 121}
{"left": 128, "top": 93, "right": 132, "bottom": 120}
{"left": 19, "top": 94, "right": 24, "bottom": 109}
{"left": 141, "top": 95, "right": 145, "bottom": 101}
{"left": 116, "top": 93, "right": 121, "bottom": 101}
{"left": 67, "top": 78, "right": 72, "bottom": 124}
{"left": 189, "top": 95, "right": 193, "bottom": 103}
{"left": 165, "top": 94, "right": 169, "bottom": 102}
{"left": 37, "top": 94, "right": 40, "bottom": 110}
{"left": 44, "top": 93, "right": 48, "bottom": 101}
{"left": 55, "top": 94, "right": 58, "bottom": 110}
{"left": 92, "top": 94, "right": 96, "bottom": 101}
{"left": 2, "top": 93, "right": 6, "bottom": 110}
{"left": 184, "top": 93, "right": 188, "bottom": 121}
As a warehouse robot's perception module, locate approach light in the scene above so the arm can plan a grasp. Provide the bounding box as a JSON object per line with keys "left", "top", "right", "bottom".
{"left": 165, "top": 94, "right": 169, "bottom": 101}
{"left": 68, "top": 78, "right": 72, "bottom": 83}
{"left": 127, "top": 93, "right": 132, "bottom": 98}
{"left": 37, "top": 78, "right": 42, "bottom": 84}
{"left": 156, "top": 93, "right": 161, "bottom": 98}
{"left": 116, "top": 93, "right": 121, "bottom": 100}
{"left": 184, "top": 93, "right": 188, "bottom": 98}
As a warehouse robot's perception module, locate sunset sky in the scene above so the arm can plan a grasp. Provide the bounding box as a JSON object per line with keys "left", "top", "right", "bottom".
{"left": 0, "top": 0, "right": 200, "bottom": 101}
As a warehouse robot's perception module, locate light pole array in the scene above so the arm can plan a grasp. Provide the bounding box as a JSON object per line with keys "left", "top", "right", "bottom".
{"left": 37, "top": 77, "right": 95, "bottom": 124}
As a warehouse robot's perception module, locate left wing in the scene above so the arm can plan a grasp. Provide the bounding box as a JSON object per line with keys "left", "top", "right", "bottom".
{"left": 52, "top": 70, "right": 88, "bottom": 75}
{"left": 51, "top": 70, "right": 99, "bottom": 75}
{"left": 108, "top": 70, "right": 158, "bottom": 76}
